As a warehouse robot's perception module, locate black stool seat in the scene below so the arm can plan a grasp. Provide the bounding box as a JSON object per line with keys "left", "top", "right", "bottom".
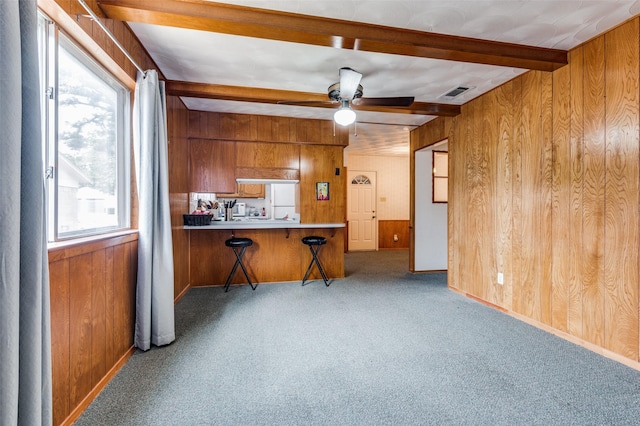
{"left": 224, "top": 237, "right": 257, "bottom": 292}
{"left": 225, "top": 237, "right": 253, "bottom": 248}
{"left": 302, "top": 236, "right": 327, "bottom": 246}
{"left": 302, "top": 236, "right": 330, "bottom": 286}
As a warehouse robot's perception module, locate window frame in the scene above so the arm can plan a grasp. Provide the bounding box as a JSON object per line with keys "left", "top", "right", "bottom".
{"left": 432, "top": 150, "right": 448, "bottom": 204}
{"left": 39, "top": 13, "right": 131, "bottom": 242}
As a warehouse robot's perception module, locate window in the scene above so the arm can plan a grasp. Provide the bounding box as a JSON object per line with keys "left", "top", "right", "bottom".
{"left": 432, "top": 151, "right": 448, "bottom": 203}
{"left": 351, "top": 175, "right": 371, "bottom": 185}
{"left": 38, "top": 15, "right": 130, "bottom": 241}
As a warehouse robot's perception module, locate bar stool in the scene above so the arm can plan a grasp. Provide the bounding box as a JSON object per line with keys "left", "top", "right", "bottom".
{"left": 301, "top": 236, "right": 330, "bottom": 286}
{"left": 224, "top": 237, "right": 257, "bottom": 292}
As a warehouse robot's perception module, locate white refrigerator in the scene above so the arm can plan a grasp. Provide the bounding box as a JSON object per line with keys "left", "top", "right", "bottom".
{"left": 272, "top": 183, "right": 297, "bottom": 219}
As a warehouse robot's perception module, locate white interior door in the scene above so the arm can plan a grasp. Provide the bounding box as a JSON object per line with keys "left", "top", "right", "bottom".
{"left": 347, "top": 171, "right": 377, "bottom": 251}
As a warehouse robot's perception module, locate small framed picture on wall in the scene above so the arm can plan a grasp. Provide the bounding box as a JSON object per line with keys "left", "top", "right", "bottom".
{"left": 316, "top": 182, "right": 329, "bottom": 200}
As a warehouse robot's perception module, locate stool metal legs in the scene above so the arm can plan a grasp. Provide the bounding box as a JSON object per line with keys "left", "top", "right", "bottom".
{"left": 224, "top": 246, "right": 257, "bottom": 292}
{"left": 302, "top": 244, "right": 330, "bottom": 286}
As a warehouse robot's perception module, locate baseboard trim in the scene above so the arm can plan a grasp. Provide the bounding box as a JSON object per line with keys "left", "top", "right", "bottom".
{"left": 449, "top": 286, "right": 640, "bottom": 372}
{"left": 60, "top": 346, "right": 136, "bottom": 426}
{"left": 174, "top": 283, "right": 191, "bottom": 304}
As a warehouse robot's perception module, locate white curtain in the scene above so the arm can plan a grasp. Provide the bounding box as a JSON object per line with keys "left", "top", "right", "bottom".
{"left": 133, "top": 70, "right": 176, "bottom": 350}
{"left": 0, "top": 1, "right": 53, "bottom": 425}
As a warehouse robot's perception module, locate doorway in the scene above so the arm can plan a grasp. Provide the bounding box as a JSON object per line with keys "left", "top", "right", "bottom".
{"left": 347, "top": 171, "right": 377, "bottom": 251}
{"left": 414, "top": 142, "right": 448, "bottom": 270}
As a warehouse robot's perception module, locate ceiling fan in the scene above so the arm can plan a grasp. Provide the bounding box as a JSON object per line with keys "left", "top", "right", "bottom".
{"left": 280, "top": 67, "right": 414, "bottom": 126}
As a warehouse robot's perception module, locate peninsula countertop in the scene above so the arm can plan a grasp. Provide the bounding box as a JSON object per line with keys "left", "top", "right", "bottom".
{"left": 183, "top": 218, "right": 345, "bottom": 230}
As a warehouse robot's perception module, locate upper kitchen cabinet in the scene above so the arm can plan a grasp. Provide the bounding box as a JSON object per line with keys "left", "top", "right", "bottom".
{"left": 218, "top": 183, "right": 266, "bottom": 198}
{"left": 237, "top": 183, "right": 266, "bottom": 198}
{"left": 189, "top": 139, "right": 236, "bottom": 193}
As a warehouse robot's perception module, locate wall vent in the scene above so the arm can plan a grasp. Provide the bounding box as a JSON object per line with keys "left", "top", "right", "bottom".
{"left": 439, "top": 86, "right": 471, "bottom": 99}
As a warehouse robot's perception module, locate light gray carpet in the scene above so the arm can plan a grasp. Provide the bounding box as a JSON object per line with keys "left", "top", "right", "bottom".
{"left": 76, "top": 250, "right": 640, "bottom": 425}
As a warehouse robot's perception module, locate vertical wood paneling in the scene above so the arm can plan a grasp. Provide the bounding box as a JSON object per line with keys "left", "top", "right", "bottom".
{"left": 568, "top": 47, "right": 585, "bottom": 339}
{"left": 91, "top": 250, "right": 107, "bottom": 387}
{"left": 457, "top": 104, "right": 474, "bottom": 294}
{"left": 511, "top": 78, "right": 523, "bottom": 315}
{"left": 582, "top": 36, "right": 607, "bottom": 347}
{"left": 300, "top": 145, "right": 345, "bottom": 224}
{"left": 234, "top": 114, "right": 253, "bottom": 140}
{"left": 189, "top": 139, "right": 236, "bottom": 193}
{"left": 516, "top": 70, "right": 542, "bottom": 320}
{"left": 412, "top": 17, "right": 640, "bottom": 367}
{"left": 219, "top": 113, "right": 236, "bottom": 139}
{"left": 235, "top": 142, "right": 300, "bottom": 169}
{"left": 551, "top": 63, "right": 572, "bottom": 332}
{"left": 49, "top": 259, "right": 70, "bottom": 426}
{"left": 46, "top": 3, "right": 160, "bottom": 424}
{"left": 604, "top": 20, "right": 639, "bottom": 360}
{"left": 446, "top": 117, "right": 459, "bottom": 287}
{"left": 128, "top": 242, "right": 138, "bottom": 345}
{"left": 472, "top": 99, "right": 483, "bottom": 297}
{"left": 482, "top": 90, "right": 500, "bottom": 305}
{"left": 112, "top": 244, "right": 127, "bottom": 359}
{"left": 166, "top": 96, "right": 190, "bottom": 300}
{"left": 378, "top": 220, "right": 410, "bottom": 249}
{"left": 495, "top": 82, "right": 514, "bottom": 311}
{"left": 104, "top": 247, "right": 115, "bottom": 368}
{"left": 540, "top": 71, "right": 554, "bottom": 326}
{"left": 68, "top": 254, "right": 92, "bottom": 409}
{"left": 186, "top": 111, "right": 348, "bottom": 146}
{"left": 466, "top": 99, "right": 484, "bottom": 297}
{"left": 49, "top": 236, "right": 138, "bottom": 426}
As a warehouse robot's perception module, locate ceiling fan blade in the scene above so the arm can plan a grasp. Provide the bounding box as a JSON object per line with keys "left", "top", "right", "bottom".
{"left": 352, "top": 96, "right": 415, "bottom": 107}
{"left": 277, "top": 100, "right": 338, "bottom": 107}
{"left": 339, "top": 67, "right": 362, "bottom": 101}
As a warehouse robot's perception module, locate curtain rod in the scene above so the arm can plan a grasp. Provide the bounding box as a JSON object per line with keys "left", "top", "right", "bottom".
{"left": 77, "top": 0, "right": 146, "bottom": 76}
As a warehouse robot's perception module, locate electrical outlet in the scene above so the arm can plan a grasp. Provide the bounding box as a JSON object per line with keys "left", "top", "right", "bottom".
{"left": 497, "top": 272, "right": 504, "bottom": 285}
{"left": 393, "top": 234, "right": 398, "bottom": 242}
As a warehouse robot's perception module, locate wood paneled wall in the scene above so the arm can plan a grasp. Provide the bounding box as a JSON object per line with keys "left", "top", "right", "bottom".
{"left": 167, "top": 95, "right": 191, "bottom": 301}
{"left": 188, "top": 111, "right": 349, "bottom": 145}
{"left": 300, "top": 144, "right": 346, "bottom": 224}
{"left": 411, "top": 18, "right": 640, "bottom": 365}
{"left": 182, "top": 112, "right": 348, "bottom": 288}
{"left": 186, "top": 111, "right": 348, "bottom": 225}
{"left": 379, "top": 220, "right": 410, "bottom": 249}
{"left": 40, "top": 1, "right": 179, "bottom": 424}
{"left": 48, "top": 233, "right": 138, "bottom": 425}
{"left": 39, "top": 0, "right": 160, "bottom": 89}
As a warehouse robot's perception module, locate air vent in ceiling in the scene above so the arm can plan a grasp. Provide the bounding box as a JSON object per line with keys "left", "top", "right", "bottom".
{"left": 439, "top": 86, "right": 471, "bottom": 100}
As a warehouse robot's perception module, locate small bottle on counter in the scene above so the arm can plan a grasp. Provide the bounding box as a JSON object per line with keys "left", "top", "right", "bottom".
{"left": 261, "top": 207, "right": 265, "bottom": 216}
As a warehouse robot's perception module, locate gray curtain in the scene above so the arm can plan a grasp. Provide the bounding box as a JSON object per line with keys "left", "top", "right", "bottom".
{"left": 0, "top": 1, "right": 53, "bottom": 425}
{"left": 133, "top": 70, "right": 176, "bottom": 350}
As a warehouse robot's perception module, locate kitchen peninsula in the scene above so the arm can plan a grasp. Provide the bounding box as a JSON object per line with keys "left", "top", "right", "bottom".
{"left": 179, "top": 110, "right": 350, "bottom": 289}
{"left": 186, "top": 220, "right": 345, "bottom": 286}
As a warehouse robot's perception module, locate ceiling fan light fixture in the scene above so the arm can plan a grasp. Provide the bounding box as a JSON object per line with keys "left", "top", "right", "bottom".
{"left": 334, "top": 100, "right": 356, "bottom": 126}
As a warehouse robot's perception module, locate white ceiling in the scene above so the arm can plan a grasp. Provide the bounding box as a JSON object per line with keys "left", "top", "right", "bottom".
{"left": 118, "top": 1, "right": 640, "bottom": 156}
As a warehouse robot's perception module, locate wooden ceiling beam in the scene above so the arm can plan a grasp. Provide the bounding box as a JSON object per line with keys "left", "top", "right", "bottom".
{"left": 166, "top": 81, "right": 328, "bottom": 104}
{"left": 166, "top": 80, "right": 461, "bottom": 117}
{"left": 99, "top": 0, "right": 567, "bottom": 71}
